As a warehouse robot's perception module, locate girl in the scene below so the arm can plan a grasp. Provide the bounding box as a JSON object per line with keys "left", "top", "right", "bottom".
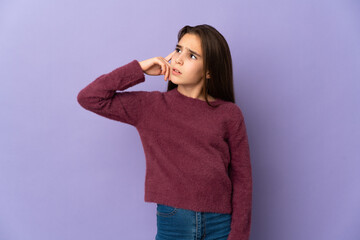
{"left": 77, "top": 24, "right": 252, "bottom": 240}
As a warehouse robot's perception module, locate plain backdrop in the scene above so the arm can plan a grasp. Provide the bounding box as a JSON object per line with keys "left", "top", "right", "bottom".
{"left": 0, "top": 0, "right": 359, "bottom": 239}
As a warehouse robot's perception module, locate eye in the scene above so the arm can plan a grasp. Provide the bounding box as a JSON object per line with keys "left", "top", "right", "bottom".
{"left": 190, "top": 54, "right": 197, "bottom": 60}
{"left": 175, "top": 47, "right": 181, "bottom": 53}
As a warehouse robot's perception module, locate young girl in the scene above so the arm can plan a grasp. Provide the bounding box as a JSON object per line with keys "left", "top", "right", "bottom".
{"left": 77, "top": 24, "right": 252, "bottom": 240}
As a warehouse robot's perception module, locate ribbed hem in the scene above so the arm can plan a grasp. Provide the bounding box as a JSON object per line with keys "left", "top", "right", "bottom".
{"left": 144, "top": 190, "right": 232, "bottom": 214}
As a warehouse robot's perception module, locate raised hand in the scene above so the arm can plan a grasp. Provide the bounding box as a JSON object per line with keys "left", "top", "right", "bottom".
{"left": 138, "top": 50, "right": 176, "bottom": 81}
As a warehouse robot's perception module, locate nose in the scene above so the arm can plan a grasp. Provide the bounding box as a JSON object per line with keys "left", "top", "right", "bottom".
{"left": 175, "top": 53, "right": 184, "bottom": 64}
{"left": 175, "top": 57, "right": 183, "bottom": 64}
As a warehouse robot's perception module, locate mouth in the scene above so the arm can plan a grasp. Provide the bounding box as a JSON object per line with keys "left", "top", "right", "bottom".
{"left": 172, "top": 67, "right": 182, "bottom": 74}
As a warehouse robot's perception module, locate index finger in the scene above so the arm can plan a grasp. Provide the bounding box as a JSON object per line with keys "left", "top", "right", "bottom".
{"left": 165, "top": 50, "right": 176, "bottom": 62}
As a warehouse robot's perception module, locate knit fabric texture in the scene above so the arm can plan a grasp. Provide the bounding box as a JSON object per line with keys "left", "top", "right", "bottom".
{"left": 77, "top": 60, "right": 253, "bottom": 240}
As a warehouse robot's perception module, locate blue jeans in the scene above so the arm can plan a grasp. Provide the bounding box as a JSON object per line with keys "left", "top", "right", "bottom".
{"left": 155, "top": 203, "right": 232, "bottom": 240}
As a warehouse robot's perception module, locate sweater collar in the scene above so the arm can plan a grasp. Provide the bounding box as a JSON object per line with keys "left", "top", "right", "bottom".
{"left": 172, "top": 87, "right": 223, "bottom": 105}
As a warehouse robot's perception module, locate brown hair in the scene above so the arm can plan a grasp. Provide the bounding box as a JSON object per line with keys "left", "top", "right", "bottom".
{"left": 167, "top": 24, "right": 235, "bottom": 107}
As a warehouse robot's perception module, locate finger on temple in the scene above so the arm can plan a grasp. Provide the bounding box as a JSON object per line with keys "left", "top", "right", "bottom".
{"left": 165, "top": 50, "right": 176, "bottom": 62}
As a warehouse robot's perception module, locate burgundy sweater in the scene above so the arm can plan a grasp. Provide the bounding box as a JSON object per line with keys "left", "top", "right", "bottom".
{"left": 77, "top": 60, "right": 252, "bottom": 240}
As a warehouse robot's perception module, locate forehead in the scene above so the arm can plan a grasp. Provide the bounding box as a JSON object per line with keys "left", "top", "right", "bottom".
{"left": 178, "top": 33, "right": 202, "bottom": 54}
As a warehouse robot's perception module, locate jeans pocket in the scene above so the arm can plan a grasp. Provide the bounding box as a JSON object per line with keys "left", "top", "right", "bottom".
{"left": 156, "top": 204, "right": 178, "bottom": 216}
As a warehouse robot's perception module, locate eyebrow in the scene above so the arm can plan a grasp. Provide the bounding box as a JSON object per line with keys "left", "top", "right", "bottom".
{"left": 176, "top": 44, "right": 201, "bottom": 57}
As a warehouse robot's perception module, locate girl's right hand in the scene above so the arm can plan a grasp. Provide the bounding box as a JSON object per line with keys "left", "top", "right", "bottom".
{"left": 139, "top": 51, "right": 176, "bottom": 81}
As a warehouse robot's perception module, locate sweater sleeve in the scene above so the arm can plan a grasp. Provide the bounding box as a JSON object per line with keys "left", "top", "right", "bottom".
{"left": 227, "top": 109, "right": 253, "bottom": 240}
{"left": 77, "top": 60, "right": 148, "bottom": 127}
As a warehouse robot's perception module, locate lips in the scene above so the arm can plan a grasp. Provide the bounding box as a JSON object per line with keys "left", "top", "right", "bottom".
{"left": 172, "top": 67, "right": 182, "bottom": 74}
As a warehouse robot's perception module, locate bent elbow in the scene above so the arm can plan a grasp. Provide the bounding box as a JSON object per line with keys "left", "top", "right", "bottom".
{"left": 77, "top": 89, "right": 90, "bottom": 109}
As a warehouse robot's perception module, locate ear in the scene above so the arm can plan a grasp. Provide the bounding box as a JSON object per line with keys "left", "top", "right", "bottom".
{"left": 206, "top": 71, "right": 211, "bottom": 79}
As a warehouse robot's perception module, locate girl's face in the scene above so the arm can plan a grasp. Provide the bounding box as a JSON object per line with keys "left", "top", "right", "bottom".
{"left": 170, "top": 33, "right": 210, "bottom": 86}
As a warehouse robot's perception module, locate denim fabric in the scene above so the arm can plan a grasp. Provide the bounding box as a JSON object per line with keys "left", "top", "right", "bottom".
{"left": 155, "top": 203, "right": 231, "bottom": 240}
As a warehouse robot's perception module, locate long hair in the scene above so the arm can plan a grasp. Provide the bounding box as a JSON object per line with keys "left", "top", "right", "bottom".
{"left": 167, "top": 24, "right": 235, "bottom": 107}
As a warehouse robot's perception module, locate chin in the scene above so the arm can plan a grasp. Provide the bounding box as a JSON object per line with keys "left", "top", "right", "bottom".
{"left": 169, "top": 76, "right": 180, "bottom": 84}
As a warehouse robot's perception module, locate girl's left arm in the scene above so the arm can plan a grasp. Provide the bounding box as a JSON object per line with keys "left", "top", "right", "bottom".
{"left": 227, "top": 109, "right": 253, "bottom": 240}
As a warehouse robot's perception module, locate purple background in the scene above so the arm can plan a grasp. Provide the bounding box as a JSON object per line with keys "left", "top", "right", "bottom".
{"left": 1, "top": 0, "right": 359, "bottom": 239}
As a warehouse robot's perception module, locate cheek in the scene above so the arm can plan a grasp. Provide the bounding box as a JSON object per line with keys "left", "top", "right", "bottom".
{"left": 190, "top": 63, "right": 204, "bottom": 76}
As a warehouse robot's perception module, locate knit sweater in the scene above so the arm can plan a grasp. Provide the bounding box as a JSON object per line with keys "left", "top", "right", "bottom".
{"left": 77, "top": 60, "right": 252, "bottom": 240}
